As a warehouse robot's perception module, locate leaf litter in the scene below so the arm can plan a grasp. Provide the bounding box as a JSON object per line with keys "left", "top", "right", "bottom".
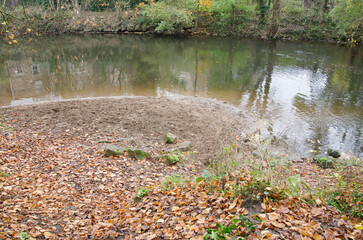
{"left": 1, "top": 98, "right": 362, "bottom": 239}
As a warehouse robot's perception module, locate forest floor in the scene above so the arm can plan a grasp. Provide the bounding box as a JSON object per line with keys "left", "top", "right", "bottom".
{"left": 0, "top": 97, "right": 362, "bottom": 239}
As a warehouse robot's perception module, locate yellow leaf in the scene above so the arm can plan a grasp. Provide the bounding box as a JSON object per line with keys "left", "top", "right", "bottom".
{"left": 354, "top": 224, "right": 363, "bottom": 230}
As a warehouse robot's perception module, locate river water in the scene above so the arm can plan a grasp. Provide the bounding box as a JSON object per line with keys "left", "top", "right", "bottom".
{"left": 0, "top": 34, "right": 362, "bottom": 157}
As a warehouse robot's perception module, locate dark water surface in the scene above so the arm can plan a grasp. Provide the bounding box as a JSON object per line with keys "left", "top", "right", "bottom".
{"left": 0, "top": 35, "right": 362, "bottom": 157}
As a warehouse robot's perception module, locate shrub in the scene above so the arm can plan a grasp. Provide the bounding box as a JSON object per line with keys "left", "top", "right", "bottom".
{"left": 139, "top": 1, "right": 193, "bottom": 33}
{"left": 329, "top": 0, "right": 363, "bottom": 41}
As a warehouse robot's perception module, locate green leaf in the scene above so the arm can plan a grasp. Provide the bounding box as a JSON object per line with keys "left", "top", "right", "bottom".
{"left": 196, "top": 176, "right": 204, "bottom": 182}
{"left": 19, "top": 232, "right": 31, "bottom": 240}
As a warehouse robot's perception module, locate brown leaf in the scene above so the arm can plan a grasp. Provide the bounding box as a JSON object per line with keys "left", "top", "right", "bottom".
{"left": 196, "top": 214, "right": 205, "bottom": 224}
{"left": 190, "top": 224, "right": 199, "bottom": 233}
{"left": 299, "top": 226, "right": 314, "bottom": 237}
{"left": 44, "top": 232, "right": 55, "bottom": 239}
{"left": 145, "top": 234, "right": 157, "bottom": 240}
{"left": 313, "top": 233, "right": 324, "bottom": 240}
{"left": 178, "top": 201, "right": 187, "bottom": 206}
{"left": 271, "top": 221, "right": 285, "bottom": 229}
{"left": 267, "top": 212, "right": 280, "bottom": 221}
{"left": 311, "top": 207, "right": 323, "bottom": 216}
{"left": 261, "top": 230, "right": 272, "bottom": 238}
{"left": 171, "top": 206, "right": 180, "bottom": 212}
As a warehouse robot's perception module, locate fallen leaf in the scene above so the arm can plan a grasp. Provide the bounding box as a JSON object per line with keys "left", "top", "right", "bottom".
{"left": 171, "top": 206, "right": 180, "bottom": 212}
{"left": 311, "top": 207, "right": 323, "bottom": 216}
{"left": 44, "top": 232, "right": 55, "bottom": 238}
{"left": 196, "top": 214, "right": 205, "bottom": 224}
{"left": 267, "top": 212, "right": 280, "bottom": 221}
{"left": 271, "top": 221, "right": 285, "bottom": 229}
{"left": 313, "top": 233, "right": 324, "bottom": 240}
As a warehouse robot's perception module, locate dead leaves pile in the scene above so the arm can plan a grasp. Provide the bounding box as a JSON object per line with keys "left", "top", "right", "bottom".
{"left": 0, "top": 117, "right": 362, "bottom": 239}
{"left": 0, "top": 119, "right": 201, "bottom": 239}
{"left": 118, "top": 180, "right": 252, "bottom": 239}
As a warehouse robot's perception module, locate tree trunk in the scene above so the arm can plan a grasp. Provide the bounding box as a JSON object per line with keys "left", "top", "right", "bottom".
{"left": 302, "top": 0, "right": 310, "bottom": 9}
{"left": 259, "top": 0, "right": 266, "bottom": 20}
{"left": 5, "top": 0, "right": 17, "bottom": 9}
{"left": 268, "top": 0, "right": 280, "bottom": 38}
{"left": 194, "top": 0, "right": 200, "bottom": 32}
{"left": 323, "top": 0, "right": 329, "bottom": 12}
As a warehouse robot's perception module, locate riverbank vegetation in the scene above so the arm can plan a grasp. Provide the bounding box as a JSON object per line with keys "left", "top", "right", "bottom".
{"left": 1, "top": 0, "right": 362, "bottom": 45}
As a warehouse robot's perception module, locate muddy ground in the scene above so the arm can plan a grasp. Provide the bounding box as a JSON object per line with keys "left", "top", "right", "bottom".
{"left": 1, "top": 96, "right": 255, "bottom": 164}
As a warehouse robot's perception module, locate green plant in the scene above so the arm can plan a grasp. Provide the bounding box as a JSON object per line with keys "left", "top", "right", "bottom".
{"left": 204, "top": 222, "right": 236, "bottom": 240}
{"left": 209, "top": 143, "right": 240, "bottom": 180}
{"left": 0, "top": 116, "right": 13, "bottom": 132}
{"left": 235, "top": 178, "right": 285, "bottom": 202}
{"left": 19, "top": 232, "right": 31, "bottom": 240}
{"left": 0, "top": 171, "right": 10, "bottom": 177}
{"left": 162, "top": 174, "right": 191, "bottom": 190}
{"left": 286, "top": 175, "right": 310, "bottom": 197}
{"left": 204, "top": 215, "right": 257, "bottom": 239}
{"left": 139, "top": 1, "right": 193, "bottom": 33}
{"left": 329, "top": 0, "right": 363, "bottom": 42}
{"left": 327, "top": 189, "right": 363, "bottom": 219}
{"left": 133, "top": 187, "right": 149, "bottom": 202}
{"left": 236, "top": 215, "right": 256, "bottom": 231}
{"left": 199, "top": 168, "right": 218, "bottom": 182}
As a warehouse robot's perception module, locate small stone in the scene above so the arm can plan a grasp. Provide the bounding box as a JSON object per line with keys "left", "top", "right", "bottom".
{"left": 327, "top": 148, "right": 341, "bottom": 158}
{"left": 313, "top": 156, "right": 335, "bottom": 169}
{"left": 129, "top": 137, "right": 136, "bottom": 145}
{"left": 164, "top": 154, "right": 180, "bottom": 165}
{"left": 178, "top": 141, "right": 192, "bottom": 152}
{"left": 240, "top": 132, "right": 250, "bottom": 142}
{"left": 165, "top": 133, "right": 177, "bottom": 144}
{"left": 117, "top": 138, "right": 128, "bottom": 142}
{"left": 167, "top": 148, "right": 178, "bottom": 153}
{"left": 155, "top": 154, "right": 180, "bottom": 165}
{"left": 288, "top": 154, "right": 303, "bottom": 162}
{"left": 252, "top": 150, "right": 261, "bottom": 158}
{"left": 124, "top": 147, "right": 150, "bottom": 160}
{"left": 104, "top": 145, "right": 122, "bottom": 157}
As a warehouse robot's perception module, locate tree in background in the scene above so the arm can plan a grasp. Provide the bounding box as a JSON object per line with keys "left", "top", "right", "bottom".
{"left": 1, "top": 0, "right": 362, "bottom": 44}
{"left": 268, "top": 0, "right": 280, "bottom": 38}
{"left": 258, "top": 0, "right": 270, "bottom": 21}
{"left": 4, "top": 0, "right": 17, "bottom": 9}
{"left": 330, "top": 0, "right": 362, "bottom": 43}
